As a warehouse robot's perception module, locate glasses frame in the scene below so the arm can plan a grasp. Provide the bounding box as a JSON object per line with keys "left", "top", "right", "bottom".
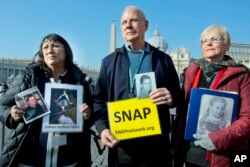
{"left": 201, "top": 36, "right": 224, "bottom": 45}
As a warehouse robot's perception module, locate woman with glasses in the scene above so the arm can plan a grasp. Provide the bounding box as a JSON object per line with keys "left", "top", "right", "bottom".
{"left": 172, "top": 25, "right": 250, "bottom": 167}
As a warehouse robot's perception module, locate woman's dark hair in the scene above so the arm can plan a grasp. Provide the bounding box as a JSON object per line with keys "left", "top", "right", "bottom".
{"left": 33, "top": 33, "right": 74, "bottom": 70}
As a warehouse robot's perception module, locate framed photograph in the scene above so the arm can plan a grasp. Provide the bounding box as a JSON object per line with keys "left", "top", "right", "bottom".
{"left": 15, "top": 86, "right": 50, "bottom": 124}
{"left": 184, "top": 88, "right": 239, "bottom": 141}
{"left": 42, "top": 83, "right": 83, "bottom": 132}
{"left": 135, "top": 72, "right": 156, "bottom": 98}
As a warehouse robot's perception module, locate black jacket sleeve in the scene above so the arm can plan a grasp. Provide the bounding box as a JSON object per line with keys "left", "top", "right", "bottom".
{"left": 0, "top": 70, "right": 32, "bottom": 128}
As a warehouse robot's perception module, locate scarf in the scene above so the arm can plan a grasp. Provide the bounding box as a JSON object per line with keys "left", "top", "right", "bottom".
{"left": 194, "top": 55, "right": 248, "bottom": 73}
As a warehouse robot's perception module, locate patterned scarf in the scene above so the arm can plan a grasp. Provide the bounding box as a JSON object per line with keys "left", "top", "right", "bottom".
{"left": 194, "top": 55, "right": 248, "bottom": 73}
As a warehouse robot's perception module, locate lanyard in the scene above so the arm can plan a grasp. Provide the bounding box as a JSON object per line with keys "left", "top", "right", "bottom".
{"left": 125, "top": 51, "right": 146, "bottom": 94}
{"left": 192, "top": 68, "right": 226, "bottom": 89}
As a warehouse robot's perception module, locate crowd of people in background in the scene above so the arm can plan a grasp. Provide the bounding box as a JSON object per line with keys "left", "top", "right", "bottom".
{"left": 0, "top": 5, "right": 249, "bottom": 167}
{"left": 0, "top": 83, "right": 8, "bottom": 97}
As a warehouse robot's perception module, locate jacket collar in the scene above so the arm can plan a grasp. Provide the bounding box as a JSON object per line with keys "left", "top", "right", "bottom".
{"left": 115, "top": 42, "right": 158, "bottom": 55}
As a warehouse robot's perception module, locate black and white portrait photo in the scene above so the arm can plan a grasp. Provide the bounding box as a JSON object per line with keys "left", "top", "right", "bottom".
{"left": 196, "top": 94, "right": 234, "bottom": 135}
{"left": 135, "top": 72, "right": 156, "bottom": 98}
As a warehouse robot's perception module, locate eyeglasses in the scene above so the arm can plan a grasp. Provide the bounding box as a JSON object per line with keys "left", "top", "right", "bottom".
{"left": 201, "top": 36, "right": 224, "bottom": 45}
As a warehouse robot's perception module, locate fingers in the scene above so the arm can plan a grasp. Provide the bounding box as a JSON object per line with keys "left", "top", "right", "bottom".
{"left": 150, "top": 88, "right": 173, "bottom": 106}
{"left": 80, "top": 103, "right": 91, "bottom": 120}
{"left": 10, "top": 105, "right": 24, "bottom": 122}
{"left": 193, "top": 135, "right": 216, "bottom": 151}
{"left": 100, "top": 129, "right": 119, "bottom": 148}
{"left": 194, "top": 140, "right": 202, "bottom": 147}
{"left": 193, "top": 134, "right": 204, "bottom": 147}
{"left": 193, "top": 133, "right": 200, "bottom": 140}
{"left": 193, "top": 133, "right": 207, "bottom": 140}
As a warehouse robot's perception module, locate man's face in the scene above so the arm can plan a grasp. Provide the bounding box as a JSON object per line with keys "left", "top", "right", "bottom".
{"left": 121, "top": 7, "right": 148, "bottom": 45}
{"left": 27, "top": 96, "right": 38, "bottom": 107}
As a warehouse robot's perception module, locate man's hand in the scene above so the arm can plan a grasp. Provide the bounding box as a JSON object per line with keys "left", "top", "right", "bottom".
{"left": 100, "top": 129, "right": 119, "bottom": 148}
{"left": 150, "top": 88, "right": 173, "bottom": 106}
{"left": 193, "top": 133, "right": 216, "bottom": 151}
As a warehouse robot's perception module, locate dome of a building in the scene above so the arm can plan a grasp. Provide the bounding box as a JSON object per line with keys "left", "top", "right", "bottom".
{"left": 148, "top": 29, "right": 168, "bottom": 53}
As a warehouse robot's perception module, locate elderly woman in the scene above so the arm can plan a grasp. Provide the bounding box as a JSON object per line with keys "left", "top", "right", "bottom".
{"left": 173, "top": 25, "right": 250, "bottom": 167}
{"left": 0, "top": 33, "right": 93, "bottom": 167}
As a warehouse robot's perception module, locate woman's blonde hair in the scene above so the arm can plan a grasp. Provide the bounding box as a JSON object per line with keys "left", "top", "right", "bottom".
{"left": 200, "top": 24, "right": 231, "bottom": 45}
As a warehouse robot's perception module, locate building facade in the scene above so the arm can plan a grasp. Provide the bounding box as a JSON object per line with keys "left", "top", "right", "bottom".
{"left": 147, "top": 29, "right": 191, "bottom": 78}
{"left": 148, "top": 29, "right": 168, "bottom": 53}
{"left": 0, "top": 58, "right": 31, "bottom": 84}
{"left": 226, "top": 43, "right": 250, "bottom": 68}
{"left": 0, "top": 57, "right": 99, "bottom": 85}
{"left": 169, "top": 47, "right": 191, "bottom": 78}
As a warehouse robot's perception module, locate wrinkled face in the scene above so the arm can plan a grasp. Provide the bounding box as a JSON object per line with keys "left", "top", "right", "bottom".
{"left": 121, "top": 7, "right": 148, "bottom": 45}
{"left": 210, "top": 101, "right": 225, "bottom": 118}
{"left": 142, "top": 78, "right": 152, "bottom": 92}
{"left": 42, "top": 39, "right": 66, "bottom": 68}
{"left": 27, "top": 96, "right": 38, "bottom": 107}
{"left": 200, "top": 30, "right": 229, "bottom": 62}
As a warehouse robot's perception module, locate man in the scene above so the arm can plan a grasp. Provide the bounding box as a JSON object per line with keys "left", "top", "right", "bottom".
{"left": 24, "top": 94, "right": 45, "bottom": 122}
{"left": 94, "top": 6, "right": 181, "bottom": 167}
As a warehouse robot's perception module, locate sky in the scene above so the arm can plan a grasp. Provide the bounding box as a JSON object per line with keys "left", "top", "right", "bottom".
{"left": 0, "top": 0, "right": 249, "bottom": 69}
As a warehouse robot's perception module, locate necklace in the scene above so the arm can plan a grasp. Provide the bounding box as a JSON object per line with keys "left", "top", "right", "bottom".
{"left": 203, "top": 71, "right": 217, "bottom": 82}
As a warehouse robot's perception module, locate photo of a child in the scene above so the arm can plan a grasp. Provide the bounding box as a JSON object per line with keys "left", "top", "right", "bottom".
{"left": 138, "top": 75, "right": 152, "bottom": 98}
{"left": 197, "top": 95, "right": 233, "bottom": 135}
{"left": 135, "top": 72, "right": 156, "bottom": 99}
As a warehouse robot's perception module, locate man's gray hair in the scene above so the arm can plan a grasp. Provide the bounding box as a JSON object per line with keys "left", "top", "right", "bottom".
{"left": 123, "top": 5, "right": 147, "bottom": 21}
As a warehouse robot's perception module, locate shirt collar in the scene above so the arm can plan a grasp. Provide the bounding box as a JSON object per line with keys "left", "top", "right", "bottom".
{"left": 125, "top": 42, "right": 150, "bottom": 54}
{"left": 50, "top": 70, "right": 68, "bottom": 83}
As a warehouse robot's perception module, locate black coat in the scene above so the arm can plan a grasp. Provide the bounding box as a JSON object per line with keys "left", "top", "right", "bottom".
{"left": 94, "top": 44, "right": 181, "bottom": 135}
{"left": 0, "top": 63, "right": 93, "bottom": 167}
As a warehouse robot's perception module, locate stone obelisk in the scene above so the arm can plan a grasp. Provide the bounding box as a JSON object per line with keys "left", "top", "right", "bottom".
{"left": 110, "top": 19, "right": 116, "bottom": 53}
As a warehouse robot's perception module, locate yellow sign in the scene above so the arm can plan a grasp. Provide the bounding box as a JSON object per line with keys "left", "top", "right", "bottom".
{"left": 107, "top": 98, "right": 161, "bottom": 140}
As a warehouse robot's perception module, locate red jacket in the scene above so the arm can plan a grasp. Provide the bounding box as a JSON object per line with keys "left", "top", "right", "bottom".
{"left": 173, "top": 61, "right": 250, "bottom": 167}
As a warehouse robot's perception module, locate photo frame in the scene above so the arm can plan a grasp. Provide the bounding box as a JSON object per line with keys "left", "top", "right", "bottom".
{"left": 42, "top": 83, "right": 83, "bottom": 132}
{"left": 184, "top": 88, "right": 239, "bottom": 141}
{"left": 15, "top": 86, "right": 50, "bottom": 124}
{"left": 135, "top": 72, "right": 156, "bottom": 99}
